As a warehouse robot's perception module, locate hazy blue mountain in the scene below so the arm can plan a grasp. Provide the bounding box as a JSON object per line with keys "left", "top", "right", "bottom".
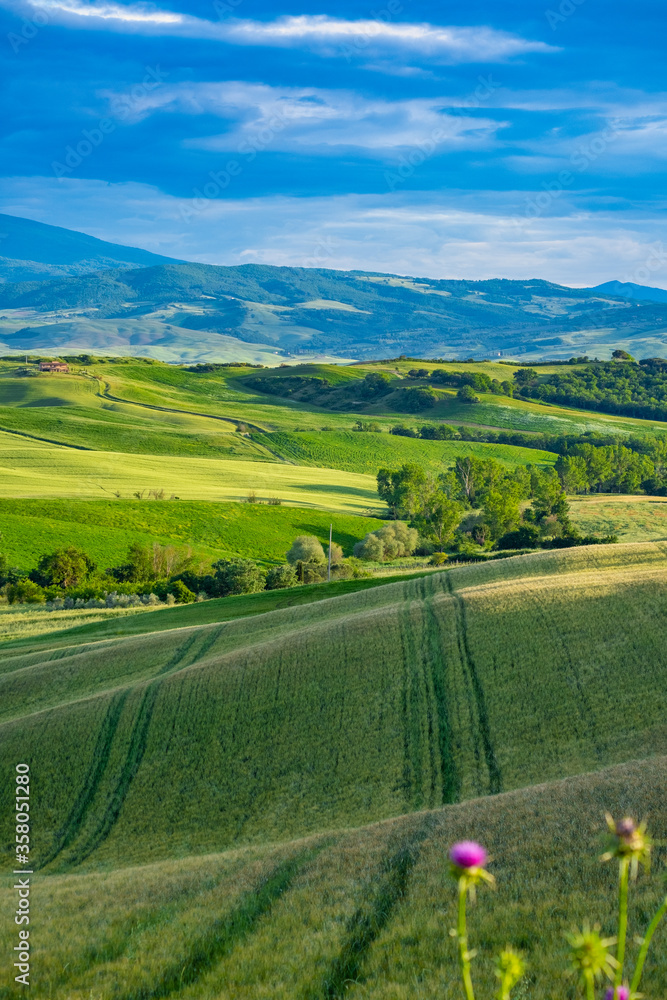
{"left": 2, "top": 216, "right": 667, "bottom": 362}
{"left": 588, "top": 280, "right": 667, "bottom": 304}
{"left": 0, "top": 213, "right": 182, "bottom": 282}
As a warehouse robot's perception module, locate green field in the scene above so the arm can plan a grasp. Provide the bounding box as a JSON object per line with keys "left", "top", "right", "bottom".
{"left": 0, "top": 430, "right": 380, "bottom": 511}
{"left": 570, "top": 494, "right": 667, "bottom": 542}
{"left": 1, "top": 544, "right": 666, "bottom": 998}
{"left": 255, "top": 429, "right": 557, "bottom": 474}
{"left": 1, "top": 756, "right": 663, "bottom": 1000}
{"left": 3, "top": 355, "right": 667, "bottom": 1000}
{"left": 0, "top": 498, "right": 385, "bottom": 570}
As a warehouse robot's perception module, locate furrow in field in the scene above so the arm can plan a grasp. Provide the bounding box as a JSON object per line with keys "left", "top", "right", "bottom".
{"left": 446, "top": 577, "right": 503, "bottom": 796}
{"left": 38, "top": 689, "right": 130, "bottom": 869}
{"left": 54, "top": 634, "right": 202, "bottom": 868}
{"left": 115, "top": 849, "right": 321, "bottom": 1000}
{"left": 316, "top": 816, "right": 437, "bottom": 999}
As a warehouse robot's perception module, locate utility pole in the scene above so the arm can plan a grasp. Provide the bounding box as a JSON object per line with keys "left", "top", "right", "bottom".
{"left": 328, "top": 523, "right": 332, "bottom": 581}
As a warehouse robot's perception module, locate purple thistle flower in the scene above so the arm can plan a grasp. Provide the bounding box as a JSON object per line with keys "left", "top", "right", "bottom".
{"left": 605, "top": 988, "right": 630, "bottom": 1000}
{"left": 449, "top": 841, "right": 487, "bottom": 870}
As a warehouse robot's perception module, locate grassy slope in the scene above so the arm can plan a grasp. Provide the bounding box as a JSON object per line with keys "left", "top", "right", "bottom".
{"left": 0, "top": 760, "right": 664, "bottom": 1000}
{"left": 1, "top": 543, "right": 665, "bottom": 873}
{"left": 255, "top": 429, "right": 557, "bottom": 474}
{"left": 0, "top": 430, "right": 378, "bottom": 511}
{"left": 570, "top": 494, "right": 667, "bottom": 542}
{"left": 0, "top": 498, "right": 385, "bottom": 570}
{"left": 0, "top": 572, "right": 436, "bottom": 649}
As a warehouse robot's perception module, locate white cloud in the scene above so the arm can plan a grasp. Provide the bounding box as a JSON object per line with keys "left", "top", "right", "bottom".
{"left": 10, "top": 1, "right": 556, "bottom": 64}
{"left": 3, "top": 175, "right": 667, "bottom": 290}
{"left": 108, "top": 80, "right": 504, "bottom": 154}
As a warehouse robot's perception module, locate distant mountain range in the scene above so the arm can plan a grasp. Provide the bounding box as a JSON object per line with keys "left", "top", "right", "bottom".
{"left": 2, "top": 213, "right": 667, "bottom": 363}
{"left": 0, "top": 213, "right": 181, "bottom": 283}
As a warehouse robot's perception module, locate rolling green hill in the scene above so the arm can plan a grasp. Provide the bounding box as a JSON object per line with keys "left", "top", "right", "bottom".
{"left": 1, "top": 544, "right": 666, "bottom": 999}
{"left": 0, "top": 756, "right": 663, "bottom": 1000}
{"left": 2, "top": 543, "right": 665, "bottom": 869}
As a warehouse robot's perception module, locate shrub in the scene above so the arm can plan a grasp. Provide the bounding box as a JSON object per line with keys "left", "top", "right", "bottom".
{"left": 395, "top": 387, "right": 438, "bottom": 412}
{"left": 168, "top": 580, "right": 196, "bottom": 604}
{"left": 286, "top": 535, "right": 326, "bottom": 565}
{"left": 390, "top": 425, "right": 418, "bottom": 437}
{"left": 430, "top": 552, "right": 448, "bottom": 566}
{"left": 457, "top": 385, "right": 479, "bottom": 403}
{"left": 495, "top": 525, "right": 541, "bottom": 550}
{"left": 8, "top": 579, "right": 46, "bottom": 604}
{"left": 328, "top": 542, "right": 344, "bottom": 565}
{"left": 33, "top": 546, "right": 95, "bottom": 588}
{"left": 265, "top": 564, "right": 299, "bottom": 590}
{"left": 354, "top": 522, "right": 419, "bottom": 561}
{"left": 353, "top": 532, "right": 386, "bottom": 561}
{"left": 213, "top": 559, "right": 266, "bottom": 596}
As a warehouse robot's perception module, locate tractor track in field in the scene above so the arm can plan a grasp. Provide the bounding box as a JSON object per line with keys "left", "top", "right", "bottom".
{"left": 0, "top": 422, "right": 94, "bottom": 449}
{"left": 37, "top": 689, "right": 130, "bottom": 869}
{"left": 422, "top": 592, "right": 461, "bottom": 805}
{"left": 445, "top": 577, "right": 502, "bottom": 796}
{"left": 317, "top": 816, "right": 437, "bottom": 999}
{"left": 47, "top": 633, "right": 205, "bottom": 869}
{"left": 116, "top": 848, "right": 322, "bottom": 1000}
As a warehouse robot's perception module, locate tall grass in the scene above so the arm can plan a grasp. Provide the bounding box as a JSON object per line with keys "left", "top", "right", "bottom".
{"left": 0, "top": 757, "right": 664, "bottom": 999}
{"left": 1, "top": 544, "right": 666, "bottom": 872}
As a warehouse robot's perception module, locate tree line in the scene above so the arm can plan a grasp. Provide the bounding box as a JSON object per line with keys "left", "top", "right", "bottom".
{"left": 512, "top": 356, "right": 667, "bottom": 420}
{"left": 0, "top": 534, "right": 375, "bottom": 607}
{"left": 376, "top": 457, "right": 616, "bottom": 553}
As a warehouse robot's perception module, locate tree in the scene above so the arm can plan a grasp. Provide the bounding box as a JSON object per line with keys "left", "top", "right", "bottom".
{"left": 481, "top": 483, "right": 524, "bottom": 541}
{"left": 168, "top": 580, "right": 196, "bottom": 604}
{"left": 377, "top": 463, "right": 428, "bottom": 519}
{"left": 410, "top": 486, "right": 462, "bottom": 551}
{"left": 513, "top": 368, "right": 538, "bottom": 386}
{"left": 286, "top": 535, "right": 326, "bottom": 565}
{"left": 360, "top": 372, "right": 392, "bottom": 398}
{"left": 213, "top": 559, "right": 266, "bottom": 597}
{"left": 353, "top": 532, "right": 385, "bottom": 561}
{"left": 354, "top": 522, "right": 419, "bottom": 562}
{"left": 396, "top": 387, "right": 438, "bottom": 412}
{"left": 8, "top": 579, "right": 46, "bottom": 604}
{"left": 457, "top": 385, "right": 478, "bottom": 404}
{"left": 0, "top": 553, "right": 7, "bottom": 587}
{"left": 328, "top": 542, "right": 344, "bottom": 565}
{"left": 555, "top": 455, "right": 590, "bottom": 494}
{"left": 265, "top": 564, "right": 298, "bottom": 590}
{"left": 612, "top": 349, "right": 635, "bottom": 361}
{"left": 34, "top": 546, "right": 94, "bottom": 589}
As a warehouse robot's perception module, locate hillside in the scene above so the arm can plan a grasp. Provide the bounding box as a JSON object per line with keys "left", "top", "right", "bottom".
{"left": 1, "top": 544, "right": 666, "bottom": 999}
{"left": 0, "top": 756, "right": 664, "bottom": 1000}
{"left": 3, "top": 255, "right": 667, "bottom": 361}
{"left": 0, "top": 213, "right": 182, "bottom": 282}
{"left": 2, "top": 543, "right": 665, "bottom": 869}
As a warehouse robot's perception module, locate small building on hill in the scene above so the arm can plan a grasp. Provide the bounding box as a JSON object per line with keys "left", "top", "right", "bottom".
{"left": 39, "top": 361, "right": 69, "bottom": 373}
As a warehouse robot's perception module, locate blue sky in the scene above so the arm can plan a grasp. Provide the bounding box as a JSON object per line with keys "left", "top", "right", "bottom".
{"left": 1, "top": 0, "right": 666, "bottom": 285}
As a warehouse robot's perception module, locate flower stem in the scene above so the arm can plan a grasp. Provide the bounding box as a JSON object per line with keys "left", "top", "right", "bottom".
{"left": 457, "top": 877, "right": 476, "bottom": 1000}
{"left": 630, "top": 895, "right": 667, "bottom": 994}
{"left": 585, "top": 969, "right": 595, "bottom": 1000}
{"left": 615, "top": 856, "right": 630, "bottom": 988}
